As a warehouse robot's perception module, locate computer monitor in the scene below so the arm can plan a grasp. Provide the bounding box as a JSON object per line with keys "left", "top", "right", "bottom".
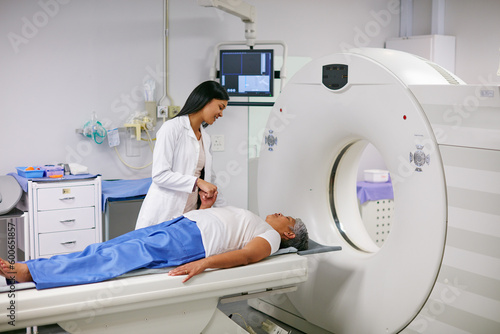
{"left": 219, "top": 49, "right": 274, "bottom": 97}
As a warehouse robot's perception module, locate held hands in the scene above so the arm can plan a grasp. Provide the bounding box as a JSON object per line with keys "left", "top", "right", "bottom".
{"left": 196, "top": 178, "right": 217, "bottom": 198}
{"left": 199, "top": 190, "right": 217, "bottom": 209}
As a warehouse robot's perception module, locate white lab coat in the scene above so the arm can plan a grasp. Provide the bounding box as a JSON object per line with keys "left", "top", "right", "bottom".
{"left": 135, "top": 115, "right": 225, "bottom": 229}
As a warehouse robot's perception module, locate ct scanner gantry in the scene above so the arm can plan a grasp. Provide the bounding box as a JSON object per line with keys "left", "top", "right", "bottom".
{"left": 255, "top": 48, "right": 500, "bottom": 334}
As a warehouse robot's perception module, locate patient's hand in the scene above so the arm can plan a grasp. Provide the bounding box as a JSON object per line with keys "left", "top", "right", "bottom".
{"left": 199, "top": 190, "right": 217, "bottom": 209}
{"left": 168, "top": 259, "right": 208, "bottom": 283}
{"left": 197, "top": 179, "right": 217, "bottom": 198}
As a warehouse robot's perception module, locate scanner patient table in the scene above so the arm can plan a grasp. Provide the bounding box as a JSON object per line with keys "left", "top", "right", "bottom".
{"left": 1, "top": 176, "right": 338, "bottom": 333}
{"left": 1, "top": 251, "right": 309, "bottom": 333}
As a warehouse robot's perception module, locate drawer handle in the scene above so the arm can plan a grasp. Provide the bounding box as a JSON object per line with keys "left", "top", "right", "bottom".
{"left": 60, "top": 241, "right": 77, "bottom": 245}
{"left": 59, "top": 196, "right": 75, "bottom": 201}
{"left": 59, "top": 219, "right": 76, "bottom": 224}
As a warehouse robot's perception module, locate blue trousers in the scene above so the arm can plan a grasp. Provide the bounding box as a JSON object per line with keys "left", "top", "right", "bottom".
{"left": 27, "top": 216, "right": 205, "bottom": 290}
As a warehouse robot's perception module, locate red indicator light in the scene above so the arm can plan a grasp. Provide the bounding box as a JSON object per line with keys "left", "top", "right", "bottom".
{"left": 403, "top": 115, "right": 407, "bottom": 120}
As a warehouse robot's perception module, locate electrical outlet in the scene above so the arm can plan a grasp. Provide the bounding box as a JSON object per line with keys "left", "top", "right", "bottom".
{"left": 157, "top": 106, "right": 168, "bottom": 117}
{"left": 168, "top": 106, "right": 181, "bottom": 118}
{"left": 211, "top": 135, "right": 224, "bottom": 152}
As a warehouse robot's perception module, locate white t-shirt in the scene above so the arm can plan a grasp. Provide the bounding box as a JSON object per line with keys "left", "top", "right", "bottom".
{"left": 184, "top": 206, "right": 281, "bottom": 257}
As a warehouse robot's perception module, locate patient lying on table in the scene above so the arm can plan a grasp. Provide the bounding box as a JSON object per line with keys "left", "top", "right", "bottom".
{"left": 0, "top": 191, "right": 308, "bottom": 290}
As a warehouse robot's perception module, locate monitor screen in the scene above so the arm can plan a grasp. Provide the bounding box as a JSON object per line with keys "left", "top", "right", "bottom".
{"left": 219, "top": 49, "right": 274, "bottom": 97}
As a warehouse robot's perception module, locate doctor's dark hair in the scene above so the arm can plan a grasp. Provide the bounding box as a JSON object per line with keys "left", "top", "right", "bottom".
{"left": 175, "top": 80, "right": 229, "bottom": 119}
{"left": 280, "top": 218, "right": 309, "bottom": 251}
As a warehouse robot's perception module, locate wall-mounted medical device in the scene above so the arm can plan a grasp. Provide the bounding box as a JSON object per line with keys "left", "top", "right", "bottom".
{"left": 199, "top": 0, "right": 288, "bottom": 103}
{"left": 82, "top": 112, "right": 107, "bottom": 145}
{"left": 198, "top": 0, "right": 256, "bottom": 45}
{"left": 219, "top": 49, "right": 274, "bottom": 97}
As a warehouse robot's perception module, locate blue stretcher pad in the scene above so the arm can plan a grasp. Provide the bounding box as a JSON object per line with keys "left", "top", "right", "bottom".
{"left": 101, "top": 178, "right": 152, "bottom": 211}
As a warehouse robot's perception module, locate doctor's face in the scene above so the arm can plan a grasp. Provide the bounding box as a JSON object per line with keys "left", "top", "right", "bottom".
{"left": 201, "top": 98, "right": 227, "bottom": 125}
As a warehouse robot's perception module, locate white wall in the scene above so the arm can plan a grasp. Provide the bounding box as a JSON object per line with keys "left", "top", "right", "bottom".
{"left": 411, "top": 0, "right": 500, "bottom": 84}
{"left": 1, "top": 0, "right": 164, "bottom": 180}
{"left": 1, "top": 0, "right": 498, "bottom": 209}
{"left": 445, "top": 0, "right": 500, "bottom": 84}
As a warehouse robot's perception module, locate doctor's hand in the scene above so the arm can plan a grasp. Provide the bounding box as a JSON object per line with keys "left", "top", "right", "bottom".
{"left": 196, "top": 178, "right": 217, "bottom": 198}
{"left": 199, "top": 190, "right": 218, "bottom": 209}
{"left": 168, "top": 259, "right": 208, "bottom": 283}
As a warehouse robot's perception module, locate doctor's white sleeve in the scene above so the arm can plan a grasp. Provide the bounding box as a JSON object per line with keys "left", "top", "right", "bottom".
{"left": 151, "top": 122, "right": 198, "bottom": 193}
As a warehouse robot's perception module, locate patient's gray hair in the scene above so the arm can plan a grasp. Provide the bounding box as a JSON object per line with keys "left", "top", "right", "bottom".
{"left": 280, "top": 218, "right": 308, "bottom": 251}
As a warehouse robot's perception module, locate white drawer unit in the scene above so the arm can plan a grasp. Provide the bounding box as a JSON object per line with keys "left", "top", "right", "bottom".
{"left": 37, "top": 185, "right": 96, "bottom": 211}
{"left": 37, "top": 207, "right": 95, "bottom": 233}
{"left": 27, "top": 177, "right": 102, "bottom": 259}
{"left": 38, "top": 229, "right": 97, "bottom": 257}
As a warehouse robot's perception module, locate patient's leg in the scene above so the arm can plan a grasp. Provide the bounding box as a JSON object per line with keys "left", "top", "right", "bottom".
{"left": 0, "top": 258, "right": 33, "bottom": 283}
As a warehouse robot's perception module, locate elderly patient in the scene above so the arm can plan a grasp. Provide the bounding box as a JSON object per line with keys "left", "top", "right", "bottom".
{"left": 0, "top": 191, "right": 308, "bottom": 290}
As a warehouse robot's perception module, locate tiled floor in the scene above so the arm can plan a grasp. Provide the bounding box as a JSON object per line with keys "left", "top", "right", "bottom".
{"left": 7, "top": 300, "right": 304, "bottom": 334}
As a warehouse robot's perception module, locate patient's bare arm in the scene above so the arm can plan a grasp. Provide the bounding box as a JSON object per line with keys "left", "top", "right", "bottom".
{"left": 168, "top": 237, "right": 272, "bottom": 283}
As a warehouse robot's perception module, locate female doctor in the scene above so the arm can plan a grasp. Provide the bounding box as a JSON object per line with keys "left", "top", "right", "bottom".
{"left": 135, "top": 81, "right": 228, "bottom": 229}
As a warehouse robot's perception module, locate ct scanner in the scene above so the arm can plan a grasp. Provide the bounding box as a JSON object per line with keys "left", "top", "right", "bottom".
{"left": 254, "top": 48, "right": 500, "bottom": 333}
{"left": 0, "top": 48, "right": 498, "bottom": 334}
